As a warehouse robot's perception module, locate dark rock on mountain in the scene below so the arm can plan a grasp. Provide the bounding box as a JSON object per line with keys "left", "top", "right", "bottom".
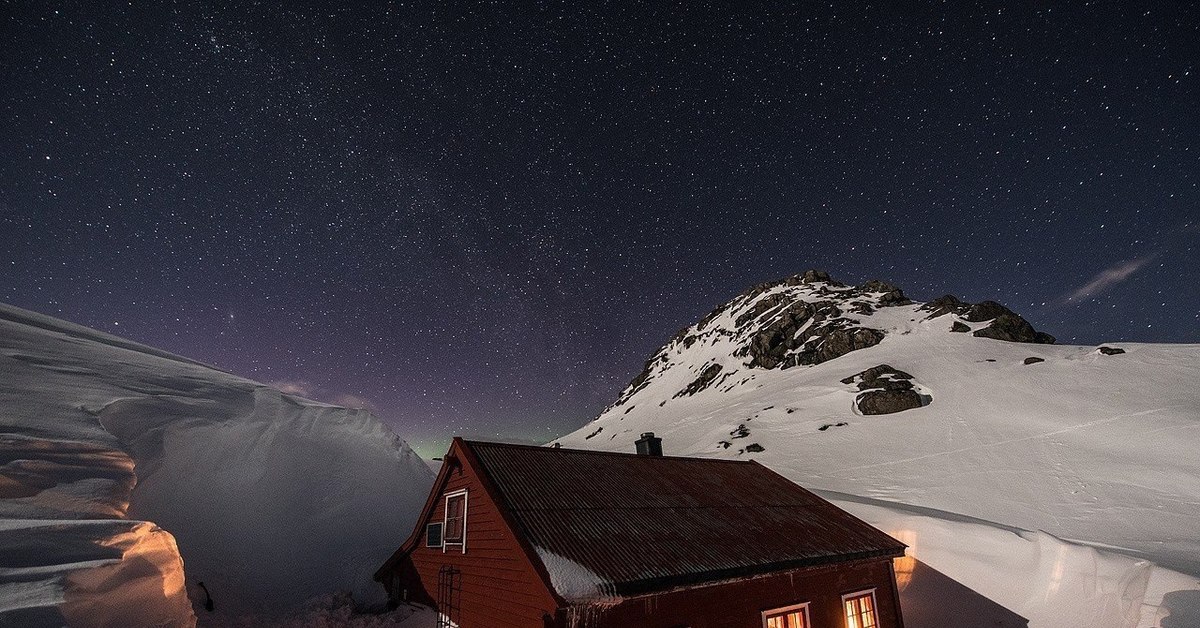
{"left": 1099, "top": 346, "right": 1126, "bottom": 355}
{"left": 674, "top": 363, "right": 724, "bottom": 398}
{"left": 613, "top": 354, "right": 662, "bottom": 407}
{"left": 841, "top": 364, "right": 914, "bottom": 388}
{"left": 744, "top": 443, "right": 765, "bottom": 453}
{"left": 861, "top": 279, "right": 913, "bottom": 306}
{"left": 919, "top": 294, "right": 966, "bottom": 318}
{"left": 801, "top": 269, "right": 835, "bottom": 284}
{"left": 1024, "top": 357, "right": 1045, "bottom": 365}
{"left": 851, "top": 301, "right": 876, "bottom": 315}
{"left": 857, "top": 389, "right": 923, "bottom": 415}
{"left": 727, "top": 272, "right": 915, "bottom": 369}
{"left": 973, "top": 314, "right": 1055, "bottom": 344}
{"left": 792, "top": 326, "right": 886, "bottom": 367}
{"left": 736, "top": 299, "right": 886, "bottom": 369}
{"left": 964, "top": 300, "right": 1013, "bottom": 322}
{"left": 921, "top": 295, "right": 1054, "bottom": 344}
{"left": 845, "top": 364, "right": 927, "bottom": 414}
{"left": 951, "top": 321, "right": 970, "bottom": 333}
{"left": 921, "top": 296, "right": 1012, "bottom": 322}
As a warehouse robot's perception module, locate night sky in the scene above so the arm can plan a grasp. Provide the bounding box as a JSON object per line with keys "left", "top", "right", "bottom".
{"left": 2, "top": 2, "right": 1197, "bottom": 457}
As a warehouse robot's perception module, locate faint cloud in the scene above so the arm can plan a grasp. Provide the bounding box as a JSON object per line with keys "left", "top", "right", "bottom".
{"left": 331, "top": 393, "right": 377, "bottom": 412}
{"left": 270, "top": 380, "right": 314, "bottom": 397}
{"left": 1063, "top": 256, "right": 1155, "bottom": 303}
{"left": 270, "top": 381, "right": 379, "bottom": 413}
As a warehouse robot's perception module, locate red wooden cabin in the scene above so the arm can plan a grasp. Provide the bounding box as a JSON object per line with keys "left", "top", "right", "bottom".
{"left": 375, "top": 434, "right": 906, "bottom": 628}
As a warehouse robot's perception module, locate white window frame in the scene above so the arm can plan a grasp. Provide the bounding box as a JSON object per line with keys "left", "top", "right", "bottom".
{"left": 761, "top": 602, "right": 811, "bottom": 628}
{"left": 442, "top": 489, "right": 468, "bottom": 553}
{"left": 841, "top": 588, "right": 880, "bottom": 628}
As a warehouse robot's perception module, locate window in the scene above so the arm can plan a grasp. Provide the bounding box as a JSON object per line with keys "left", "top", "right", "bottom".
{"left": 762, "top": 603, "right": 809, "bottom": 628}
{"left": 443, "top": 490, "right": 467, "bottom": 551}
{"left": 843, "top": 590, "right": 878, "bottom": 628}
{"left": 426, "top": 522, "right": 443, "bottom": 547}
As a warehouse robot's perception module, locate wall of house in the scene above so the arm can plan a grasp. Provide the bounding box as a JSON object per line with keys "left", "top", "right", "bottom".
{"left": 565, "top": 558, "right": 903, "bottom": 628}
{"left": 383, "top": 457, "right": 560, "bottom": 628}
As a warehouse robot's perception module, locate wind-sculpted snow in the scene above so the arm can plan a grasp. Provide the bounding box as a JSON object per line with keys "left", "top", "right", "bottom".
{"left": 0, "top": 303, "right": 435, "bottom": 624}
{"left": 557, "top": 272, "right": 1200, "bottom": 627}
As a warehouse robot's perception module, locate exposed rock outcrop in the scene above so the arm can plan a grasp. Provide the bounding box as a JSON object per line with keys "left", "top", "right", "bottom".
{"left": 843, "top": 364, "right": 926, "bottom": 415}
{"left": 921, "top": 295, "right": 1054, "bottom": 344}
{"left": 840, "top": 364, "right": 914, "bottom": 389}
{"left": 857, "top": 389, "right": 923, "bottom": 415}
{"left": 674, "top": 363, "right": 724, "bottom": 398}
{"left": 973, "top": 313, "right": 1055, "bottom": 344}
{"left": 1099, "top": 346, "right": 1126, "bottom": 355}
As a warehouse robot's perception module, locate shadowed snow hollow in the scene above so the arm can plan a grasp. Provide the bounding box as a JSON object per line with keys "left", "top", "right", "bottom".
{"left": 0, "top": 303, "right": 434, "bottom": 624}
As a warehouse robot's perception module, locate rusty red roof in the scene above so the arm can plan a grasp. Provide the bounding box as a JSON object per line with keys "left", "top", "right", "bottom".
{"left": 465, "top": 440, "right": 906, "bottom": 597}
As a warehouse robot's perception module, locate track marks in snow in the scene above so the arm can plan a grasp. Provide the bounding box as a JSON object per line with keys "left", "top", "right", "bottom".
{"left": 828, "top": 407, "right": 1181, "bottom": 473}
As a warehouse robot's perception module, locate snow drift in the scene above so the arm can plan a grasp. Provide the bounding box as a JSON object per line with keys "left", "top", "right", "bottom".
{"left": 0, "top": 303, "right": 434, "bottom": 624}
{"left": 554, "top": 271, "right": 1200, "bottom": 627}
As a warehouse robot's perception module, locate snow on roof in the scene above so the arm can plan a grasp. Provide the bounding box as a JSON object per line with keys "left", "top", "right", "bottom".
{"left": 533, "top": 546, "right": 621, "bottom": 605}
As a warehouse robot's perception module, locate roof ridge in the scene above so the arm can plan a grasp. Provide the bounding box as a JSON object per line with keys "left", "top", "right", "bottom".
{"left": 463, "top": 439, "right": 758, "bottom": 464}
{"left": 510, "top": 504, "right": 832, "bottom": 512}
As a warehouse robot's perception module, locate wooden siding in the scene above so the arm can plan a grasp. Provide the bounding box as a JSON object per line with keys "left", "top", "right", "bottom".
{"left": 573, "top": 558, "right": 904, "bottom": 628}
{"left": 383, "top": 450, "right": 560, "bottom": 627}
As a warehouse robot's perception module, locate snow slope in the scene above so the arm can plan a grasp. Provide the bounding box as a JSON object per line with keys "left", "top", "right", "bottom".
{"left": 554, "top": 273, "right": 1200, "bottom": 627}
{"left": 0, "top": 303, "right": 434, "bottom": 624}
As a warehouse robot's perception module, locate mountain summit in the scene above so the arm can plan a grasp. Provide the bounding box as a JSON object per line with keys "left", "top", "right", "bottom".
{"left": 606, "top": 270, "right": 1053, "bottom": 417}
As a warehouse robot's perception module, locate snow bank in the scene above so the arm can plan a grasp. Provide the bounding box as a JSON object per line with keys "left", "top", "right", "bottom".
{"left": 830, "top": 495, "right": 1199, "bottom": 628}
{"left": 0, "top": 303, "right": 435, "bottom": 623}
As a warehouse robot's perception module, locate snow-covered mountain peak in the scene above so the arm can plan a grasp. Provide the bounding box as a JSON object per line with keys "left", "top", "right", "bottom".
{"left": 609, "top": 270, "right": 1051, "bottom": 413}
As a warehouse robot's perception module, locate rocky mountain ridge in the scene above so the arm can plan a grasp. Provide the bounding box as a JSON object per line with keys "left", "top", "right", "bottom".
{"left": 609, "top": 270, "right": 1052, "bottom": 414}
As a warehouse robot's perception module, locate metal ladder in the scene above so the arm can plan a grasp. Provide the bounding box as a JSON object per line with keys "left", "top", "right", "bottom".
{"left": 436, "top": 565, "right": 461, "bottom": 628}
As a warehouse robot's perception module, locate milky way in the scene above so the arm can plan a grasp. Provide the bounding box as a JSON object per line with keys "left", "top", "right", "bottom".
{"left": 2, "top": 2, "right": 1197, "bottom": 455}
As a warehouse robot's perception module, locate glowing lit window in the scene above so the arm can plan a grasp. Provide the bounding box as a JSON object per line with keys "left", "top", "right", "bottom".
{"left": 443, "top": 491, "right": 467, "bottom": 550}
{"left": 843, "top": 590, "right": 878, "bottom": 628}
{"left": 762, "top": 603, "right": 809, "bottom": 628}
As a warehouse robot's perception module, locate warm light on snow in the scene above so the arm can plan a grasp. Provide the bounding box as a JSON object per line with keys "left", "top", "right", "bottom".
{"left": 889, "top": 530, "right": 917, "bottom": 592}
{"left": 0, "top": 303, "right": 435, "bottom": 622}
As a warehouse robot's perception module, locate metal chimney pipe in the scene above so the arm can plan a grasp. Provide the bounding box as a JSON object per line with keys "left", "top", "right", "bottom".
{"left": 635, "top": 432, "right": 663, "bottom": 456}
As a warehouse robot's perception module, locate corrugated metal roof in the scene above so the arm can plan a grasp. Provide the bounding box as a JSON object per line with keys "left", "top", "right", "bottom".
{"left": 465, "top": 440, "right": 906, "bottom": 597}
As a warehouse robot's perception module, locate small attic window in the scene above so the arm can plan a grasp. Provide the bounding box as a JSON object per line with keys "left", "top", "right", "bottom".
{"left": 443, "top": 490, "right": 467, "bottom": 551}
{"left": 426, "top": 522, "right": 443, "bottom": 547}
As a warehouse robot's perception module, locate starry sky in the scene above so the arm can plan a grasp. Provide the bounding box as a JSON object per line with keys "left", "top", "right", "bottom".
{"left": 2, "top": 1, "right": 1197, "bottom": 457}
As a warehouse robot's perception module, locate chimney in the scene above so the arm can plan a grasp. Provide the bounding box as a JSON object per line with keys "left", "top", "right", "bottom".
{"left": 635, "top": 432, "right": 663, "bottom": 456}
